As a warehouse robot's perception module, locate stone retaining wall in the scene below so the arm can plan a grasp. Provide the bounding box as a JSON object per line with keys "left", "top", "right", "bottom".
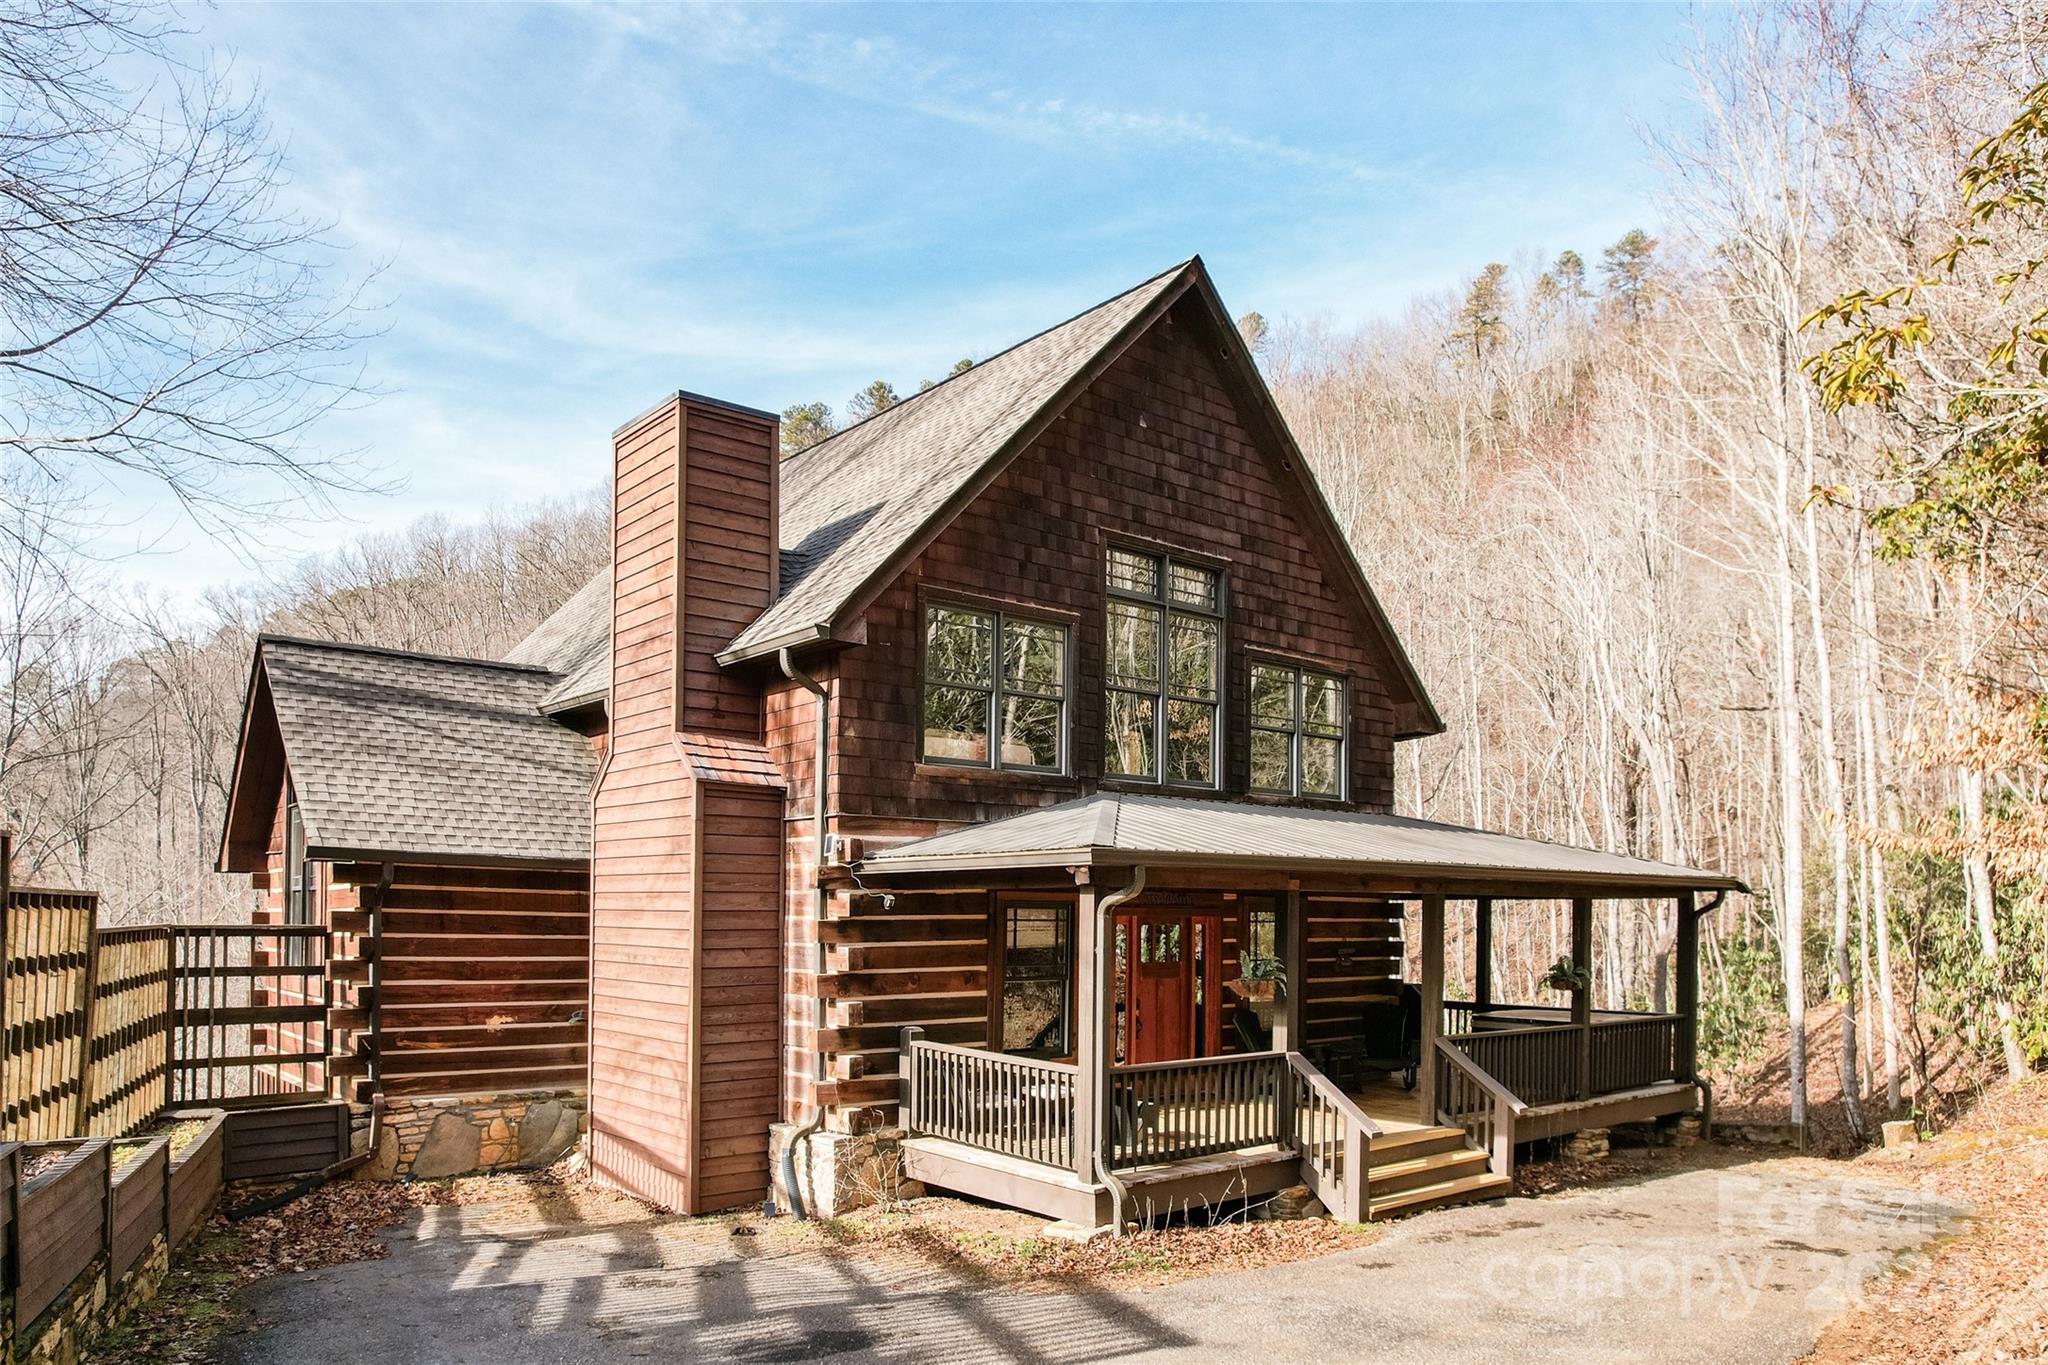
{"left": 358, "top": 1089, "right": 588, "bottom": 1181}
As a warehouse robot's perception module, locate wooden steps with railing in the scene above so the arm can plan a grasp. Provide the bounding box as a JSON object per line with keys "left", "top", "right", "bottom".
{"left": 1361, "top": 1122, "right": 1509, "bottom": 1216}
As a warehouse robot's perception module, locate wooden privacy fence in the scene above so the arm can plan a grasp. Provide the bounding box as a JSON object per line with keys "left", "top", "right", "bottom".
{"left": 0, "top": 1113, "right": 226, "bottom": 1335}
{"left": 3, "top": 896, "right": 328, "bottom": 1143}
{"left": 0, "top": 889, "right": 99, "bottom": 1142}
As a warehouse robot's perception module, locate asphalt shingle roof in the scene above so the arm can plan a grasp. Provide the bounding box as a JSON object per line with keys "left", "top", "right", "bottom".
{"left": 502, "top": 572, "right": 610, "bottom": 711}
{"left": 858, "top": 793, "right": 1745, "bottom": 890}
{"left": 513, "top": 259, "right": 1192, "bottom": 702}
{"left": 725, "top": 260, "right": 1190, "bottom": 661}
{"left": 261, "top": 636, "right": 598, "bottom": 864}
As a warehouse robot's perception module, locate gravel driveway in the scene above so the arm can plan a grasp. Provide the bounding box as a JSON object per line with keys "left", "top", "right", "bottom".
{"left": 220, "top": 1155, "right": 1966, "bottom": 1364}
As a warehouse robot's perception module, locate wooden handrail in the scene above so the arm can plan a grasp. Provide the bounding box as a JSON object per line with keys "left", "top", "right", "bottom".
{"left": 1284, "top": 1052, "right": 1381, "bottom": 1137}
{"left": 911, "top": 1038, "right": 1079, "bottom": 1075}
{"left": 1434, "top": 1037, "right": 1528, "bottom": 1114}
{"left": 1434, "top": 1037, "right": 1522, "bottom": 1181}
{"left": 1111, "top": 1048, "right": 1283, "bottom": 1076}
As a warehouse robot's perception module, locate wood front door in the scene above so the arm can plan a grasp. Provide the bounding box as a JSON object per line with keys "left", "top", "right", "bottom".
{"left": 1116, "top": 912, "right": 1221, "bottom": 1064}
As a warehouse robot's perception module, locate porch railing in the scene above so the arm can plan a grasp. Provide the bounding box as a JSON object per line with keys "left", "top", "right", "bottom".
{"left": 1286, "top": 1052, "right": 1376, "bottom": 1221}
{"left": 1437, "top": 1004, "right": 1684, "bottom": 1105}
{"left": 1450, "top": 1024, "right": 1581, "bottom": 1105}
{"left": 1109, "top": 1051, "right": 1285, "bottom": 1169}
{"left": 900, "top": 1031, "right": 1075, "bottom": 1170}
{"left": 1589, "top": 1013, "right": 1681, "bottom": 1094}
{"left": 1434, "top": 1039, "right": 1524, "bottom": 1180}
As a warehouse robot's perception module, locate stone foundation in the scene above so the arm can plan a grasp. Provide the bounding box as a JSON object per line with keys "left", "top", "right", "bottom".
{"left": 1562, "top": 1127, "right": 1610, "bottom": 1163}
{"left": 767, "top": 1124, "right": 924, "bottom": 1217}
{"left": 9, "top": 1235, "right": 170, "bottom": 1365}
{"left": 357, "top": 1089, "right": 588, "bottom": 1181}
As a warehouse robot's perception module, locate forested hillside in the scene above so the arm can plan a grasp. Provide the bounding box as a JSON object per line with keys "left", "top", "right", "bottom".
{"left": 1263, "top": 2, "right": 2048, "bottom": 1138}
{"left": 5, "top": 0, "right": 2045, "bottom": 1144}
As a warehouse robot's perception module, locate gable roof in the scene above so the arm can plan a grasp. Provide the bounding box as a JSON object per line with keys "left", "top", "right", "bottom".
{"left": 858, "top": 792, "right": 1745, "bottom": 893}
{"left": 521, "top": 256, "right": 1440, "bottom": 735}
{"left": 502, "top": 571, "right": 610, "bottom": 712}
{"left": 722, "top": 259, "right": 1193, "bottom": 662}
{"left": 220, "top": 636, "right": 599, "bottom": 869}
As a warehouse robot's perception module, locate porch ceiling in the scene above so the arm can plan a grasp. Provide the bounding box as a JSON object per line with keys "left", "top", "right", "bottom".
{"left": 855, "top": 793, "right": 1746, "bottom": 894}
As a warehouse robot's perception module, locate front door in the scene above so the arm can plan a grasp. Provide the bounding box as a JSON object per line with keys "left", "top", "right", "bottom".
{"left": 1116, "top": 912, "right": 1221, "bottom": 1064}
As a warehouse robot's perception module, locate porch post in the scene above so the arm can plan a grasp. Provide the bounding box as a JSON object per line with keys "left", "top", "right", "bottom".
{"left": 1473, "top": 897, "right": 1494, "bottom": 1009}
{"left": 1417, "top": 895, "right": 1446, "bottom": 1124}
{"left": 1073, "top": 882, "right": 1100, "bottom": 1185}
{"left": 1272, "top": 887, "right": 1305, "bottom": 1053}
{"left": 1571, "top": 896, "right": 1594, "bottom": 1100}
{"left": 1674, "top": 890, "right": 1699, "bottom": 1083}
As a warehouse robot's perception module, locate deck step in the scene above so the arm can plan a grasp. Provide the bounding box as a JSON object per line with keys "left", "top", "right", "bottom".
{"left": 1366, "top": 1146, "right": 1490, "bottom": 1196}
{"left": 1367, "top": 1125, "right": 1468, "bottom": 1162}
{"left": 1368, "top": 1171, "right": 1511, "bottom": 1220}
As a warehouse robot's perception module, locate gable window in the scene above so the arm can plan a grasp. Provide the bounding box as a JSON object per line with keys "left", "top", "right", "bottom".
{"left": 283, "top": 792, "right": 313, "bottom": 966}
{"left": 999, "top": 901, "right": 1072, "bottom": 1055}
{"left": 922, "top": 605, "right": 1067, "bottom": 772}
{"left": 1250, "top": 662, "right": 1347, "bottom": 799}
{"left": 1104, "top": 547, "right": 1222, "bottom": 786}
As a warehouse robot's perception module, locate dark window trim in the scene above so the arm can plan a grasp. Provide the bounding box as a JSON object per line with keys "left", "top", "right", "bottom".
{"left": 919, "top": 601, "right": 1072, "bottom": 776}
{"left": 987, "top": 894, "right": 1079, "bottom": 1057}
{"left": 1103, "top": 540, "right": 1227, "bottom": 790}
{"left": 283, "top": 786, "right": 314, "bottom": 966}
{"left": 1247, "top": 655, "right": 1350, "bottom": 801}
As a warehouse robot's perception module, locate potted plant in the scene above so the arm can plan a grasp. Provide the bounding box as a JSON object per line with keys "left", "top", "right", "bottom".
{"left": 1538, "top": 956, "right": 1590, "bottom": 994}
{"left": 1231, "top": 952, "right": 1287, "bottom": 1029}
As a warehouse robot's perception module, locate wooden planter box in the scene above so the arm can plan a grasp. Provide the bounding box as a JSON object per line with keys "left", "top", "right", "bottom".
{"left": 108, "top": 1138, "right": 169, "bottom": 1283}
{"left": 162, "top": 1110, "right": 227, "bottom": 1249}
{"left": 13, "top": 1138, "right": 110, "bottom": 1331}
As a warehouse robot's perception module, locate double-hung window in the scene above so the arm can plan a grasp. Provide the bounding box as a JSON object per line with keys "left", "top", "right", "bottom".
{"left": 1104, "top": 547, "right": 1222, "bottom": 786}
{"left": 921, "top": 605, "right": 1067, "bottom": 771}
{"left": 1249, "top": 661, "right": 1347, "bottom": 799}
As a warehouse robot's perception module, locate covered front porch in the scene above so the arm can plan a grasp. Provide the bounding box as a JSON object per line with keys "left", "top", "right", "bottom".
{"left": 835, "top": 794, "right": 1742, "bottom": 1231}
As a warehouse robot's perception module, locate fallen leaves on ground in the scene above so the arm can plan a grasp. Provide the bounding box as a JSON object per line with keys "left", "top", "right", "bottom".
{"left": 85, "top": 1177, "right": 457, "bottom": 1364}
{"left": 795, "top": 1198, "right": 1377, "bottom": 1291}
{"left": 1805, "top": 1075, "right": 2048, "bottom": 1364}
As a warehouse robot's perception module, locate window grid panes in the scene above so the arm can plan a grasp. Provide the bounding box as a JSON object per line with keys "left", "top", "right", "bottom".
{"left": 1105, "top": 548, "right": 1222, "bottom": 788}
{"left": 1249, "top": 662, "right": 1347, "bottom": 799}
{"left": 922, "top": 606, "right": 1067, "bottom": 772}
{"left": 1002, "top": 902, "right": 1071, "bottom": 1054}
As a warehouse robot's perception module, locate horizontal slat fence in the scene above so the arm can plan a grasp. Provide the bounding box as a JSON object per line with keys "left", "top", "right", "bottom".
{"left": 1109, "top": 1051, "right": 1285, "bottom": 1170}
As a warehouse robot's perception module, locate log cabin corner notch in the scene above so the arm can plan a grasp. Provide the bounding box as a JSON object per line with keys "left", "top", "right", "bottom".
{"left": 218, "top": 255, "right": 1744, "bottom": 1225}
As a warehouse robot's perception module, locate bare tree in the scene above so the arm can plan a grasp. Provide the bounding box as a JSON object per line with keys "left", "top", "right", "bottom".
{"left": 0, "top": 0, "right": 381, "bottom": 551}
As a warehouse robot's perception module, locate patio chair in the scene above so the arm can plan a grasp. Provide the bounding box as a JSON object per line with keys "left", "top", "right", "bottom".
{"left": 1354, "top": 983, "right": 1422, "bottom": 1090}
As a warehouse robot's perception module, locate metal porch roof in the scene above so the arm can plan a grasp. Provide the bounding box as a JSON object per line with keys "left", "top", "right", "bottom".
{"left": 857, "top": 793, "right": 1745, "bottom": 892}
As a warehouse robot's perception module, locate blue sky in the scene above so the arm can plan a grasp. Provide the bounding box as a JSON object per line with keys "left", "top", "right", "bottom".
{"left": 125, "top": 2, "right": 1700, "bottom": 599}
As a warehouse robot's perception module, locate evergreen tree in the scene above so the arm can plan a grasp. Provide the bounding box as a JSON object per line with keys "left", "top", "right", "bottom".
{"left": 846, "top": 379, "right": 900, "bottom": 425}
{"left": 1448, "top": 263, "right": 1510, "bottom": 362}
{"left": 1600, "top": 230, "right": 1658, "bottom": 324}
{"left": 780, "top": 401, "right": 836, "bottom": 458}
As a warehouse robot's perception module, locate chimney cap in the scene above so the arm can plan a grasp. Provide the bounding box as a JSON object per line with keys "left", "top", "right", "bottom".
{"left": 612, "top": 389, "right": 780, "bottom": 437}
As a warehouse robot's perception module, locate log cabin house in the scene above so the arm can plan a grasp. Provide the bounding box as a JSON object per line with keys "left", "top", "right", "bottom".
{"left": 219, "top": 257, "right": 1743, "bottom": 1225}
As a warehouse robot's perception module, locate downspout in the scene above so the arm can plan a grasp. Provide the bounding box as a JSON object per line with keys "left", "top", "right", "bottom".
{"left": 777, "top": 647, "right": 830, "bottom": 1219}
{"left": 1093, "top": 865, "right": 1146, "bottom": 1234}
